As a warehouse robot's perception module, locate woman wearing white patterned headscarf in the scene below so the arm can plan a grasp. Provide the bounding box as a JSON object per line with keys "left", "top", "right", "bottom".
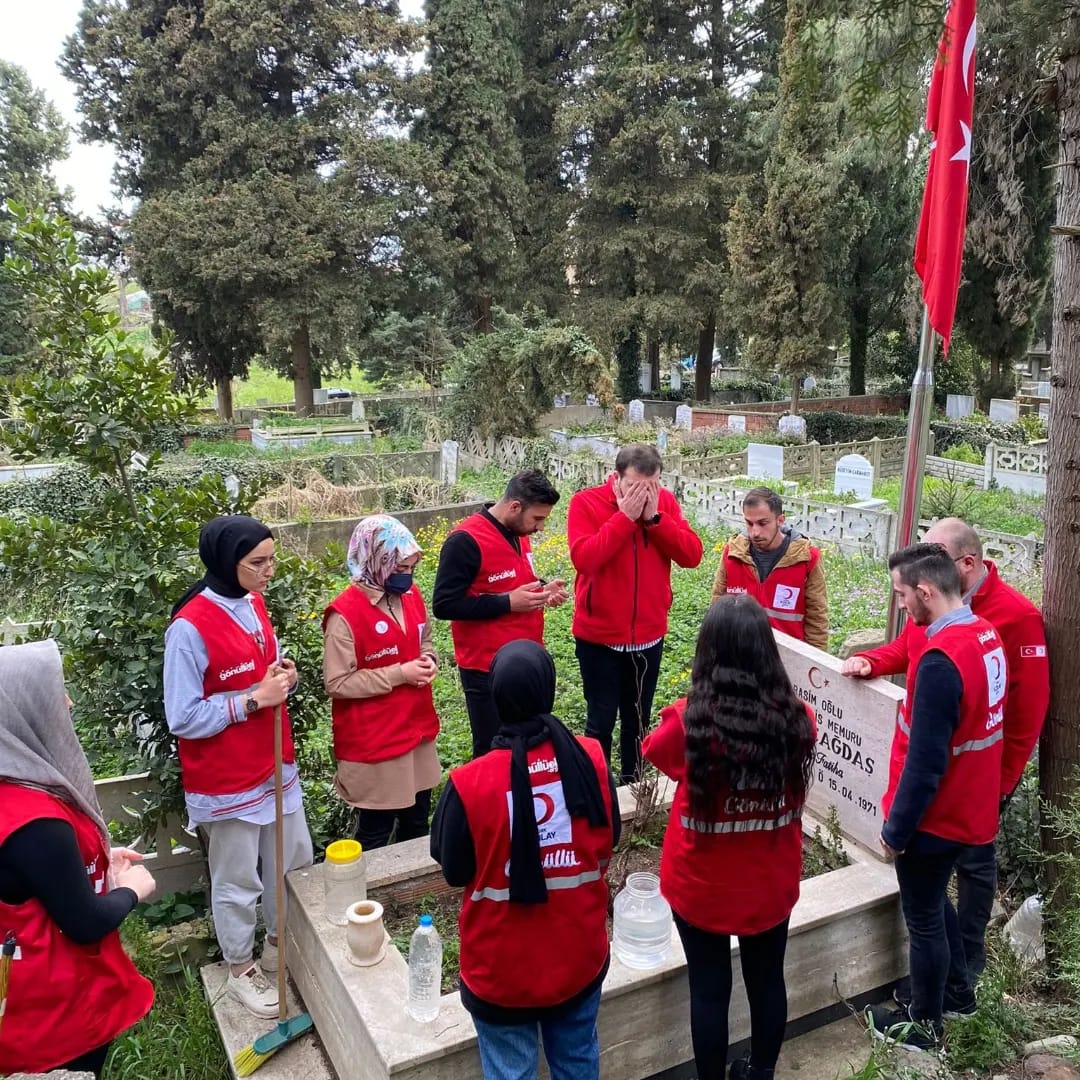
{"left": 323, "top": 515, "right": 442, "bottom": 848}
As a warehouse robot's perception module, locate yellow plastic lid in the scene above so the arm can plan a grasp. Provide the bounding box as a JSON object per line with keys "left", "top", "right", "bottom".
{"left": 325, "top": 839, "right": 363, "bottom": 864}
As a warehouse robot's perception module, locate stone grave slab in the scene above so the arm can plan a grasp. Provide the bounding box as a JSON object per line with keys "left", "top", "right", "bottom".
{"left": 675, "top": 404, "right": 693, "bottom": 430}
{"left": 946, "top": 394, "right": 975, "bottom": 419}
{"left": 441, "top": 439, "right": 459, "bottom": 485}
{"left": 747, "top": 443, "right": 785, "bottom": 480}
{"left": 989, "top": 398, "right": 1020, "bottom": 422}
{"left": 778, "top": 414, "right": 807, "bottom": 440}
{"left": 628, "top": 398, "right": 645, "bottom": 423}
{"left": 670, "top": 366, "right": 682, "bottom": 391}
{"left": 586, "top": 393, "right": 599, "bottom": 407}
{"left": 775, "top": 633, "right": 904, "bottom": 855}
{"left": 351, "top": 398, "right": 366, "bottom": 421}
{"left": 1039, "top": 403, "right": 1050, "bottom": 421}
{"left": 657, "top": 428, "right": 669, "bottom": 452}
{"left": 1036, "top": 381, "right": 1051, "bottom": 399}
{"left": 728, "top": 415, "right": 747, "bottom": 433}
{"left": 833, "top": 453, "right": 874, "bottom": 499}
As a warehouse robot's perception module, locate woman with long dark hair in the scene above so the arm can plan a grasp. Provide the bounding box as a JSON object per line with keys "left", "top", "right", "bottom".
{"left": 642, "top": 595, "right": 816, "bottom": 1080}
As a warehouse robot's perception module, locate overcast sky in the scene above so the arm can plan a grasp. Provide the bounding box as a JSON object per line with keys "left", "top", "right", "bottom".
{"left": 3, "top": 0, "right": 425, "bottom": 221}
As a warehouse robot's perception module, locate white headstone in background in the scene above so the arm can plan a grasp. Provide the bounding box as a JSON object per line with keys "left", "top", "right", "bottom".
{"left": 778, "top": 414, "right": 807, "bottom": 440}
{"left": 639, "top": 363, "right": 653, "bottom": 394}
{"left": 747, "top": 443, "right": 785, "bottom": 480}
{"left": 351, "top": 398, "right": 366, "bottom": 421}
{"left": 657, "top": 428, "right": 669, "bottom": 453}
{"left": 553, "top": 394, "right": 568, "bottom": 408}
{"left": 628, "top": 399, "right": 645, "bottom": 423}
{"left": 803, "top": 376, "right": 817, "bottom": 391}
{"left": 727, "top": 415, "right": 747, "bottom": 434}
{"left": 675, "top": 404, "right": 693, "bottom": 431}
{"left": 1039, "top": 403, "right": 1050, "bottom": 422}
{"left": 946, "top": 394, "right": 975, "bottom": 419}
{"left": 586, "top": 393, "right": 599, "bottom": 407}
{"left": 989, "top": 398, "right": 1020, "bottom": 423}
{"left": 224, "top": 473, "right": 240, "bottom": 501}
{"left": 833, "top": 453, "right": 874, "bottom": 499}
{"left": 775, "top": 634, "right": 904, "bottom": 856}
{"left": 313, "top": 388, "right": 329, "bottom": 405}
{"left": 441, "top": 439, "right": 459, "bottom": 485}
{"left": 670, "top": 366, "right": 682, "bottom": 392}
{"left": 1036, "top": 381, "right": 1051, "bottom": 399}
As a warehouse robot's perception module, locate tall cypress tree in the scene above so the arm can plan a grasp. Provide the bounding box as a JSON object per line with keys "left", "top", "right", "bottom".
{"left": 414, "top": 0, "right": 526, "bottom": 333}
{"left": 64, "top": 0, "right": 419, "bottom": 416}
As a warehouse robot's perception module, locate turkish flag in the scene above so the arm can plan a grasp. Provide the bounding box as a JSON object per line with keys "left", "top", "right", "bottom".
{"left": 913, "top": 0, "right": 977, "bottom": 355}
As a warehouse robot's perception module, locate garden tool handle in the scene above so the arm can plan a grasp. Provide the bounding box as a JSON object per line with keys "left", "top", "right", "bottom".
{"left": 274, "top": 704, "right": 286, "bottom": 1023}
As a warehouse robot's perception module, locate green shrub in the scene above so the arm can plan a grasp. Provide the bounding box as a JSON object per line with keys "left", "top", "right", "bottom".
{"left": 941, "top": 442, "right": 983, "bottom": 464}
{"left": 803, "top": 412, "right": 908, "bottom": 444}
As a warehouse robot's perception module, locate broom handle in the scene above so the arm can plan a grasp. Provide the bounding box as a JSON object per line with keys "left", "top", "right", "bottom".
{"left": 274, "top": 703, "right": 286, "bottom": 1024}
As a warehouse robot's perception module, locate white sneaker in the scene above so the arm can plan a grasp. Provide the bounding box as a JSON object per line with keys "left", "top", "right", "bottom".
{"left": 228, "top": 963, "right": 279, "bottom": 1018}
{"left": 260, "top": 939, "right": 278, "bottom": 974}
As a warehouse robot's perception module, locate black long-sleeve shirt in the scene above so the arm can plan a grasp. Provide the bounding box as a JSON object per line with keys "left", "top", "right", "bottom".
{"left": 0, "top": 819, "right": 138, "bottom": 944}
{"left": 881, "top": 650, "right": 963, "bottom": 852}
{"left": 432, "top": 507, "right": 521, "bottom": 622}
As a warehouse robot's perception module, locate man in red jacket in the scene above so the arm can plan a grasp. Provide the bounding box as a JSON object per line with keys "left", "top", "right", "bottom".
{"left": 866, "top": 543, "right": 1007, "bottom": 1050}
{"left": 568, "top": 443, "right": 703, "bottom": 783}
{"left": 842, "top": 518, "right": 1048, "bottom": 988}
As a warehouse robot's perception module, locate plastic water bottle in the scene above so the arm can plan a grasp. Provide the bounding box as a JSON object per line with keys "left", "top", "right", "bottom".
{"left": 1004, "top": 895, "right": 1044, "bottom": 964}
{"left": 612, "top": 872, "right": 673, "bottom": 970}
{"left": 407, "top": 914, "right": 442, "bottom": 1022}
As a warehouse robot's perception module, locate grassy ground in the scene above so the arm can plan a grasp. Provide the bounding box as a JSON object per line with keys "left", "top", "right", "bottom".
{"left": 195, "top": 362, "right": 377, "bottom": 409}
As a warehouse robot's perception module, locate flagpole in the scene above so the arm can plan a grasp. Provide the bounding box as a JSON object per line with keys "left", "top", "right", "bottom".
{"left": 886, "top": 305, "right": 938, "bottom": 641}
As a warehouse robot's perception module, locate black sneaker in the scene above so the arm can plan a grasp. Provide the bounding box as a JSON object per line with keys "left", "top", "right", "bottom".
{"left": 730, "top": 1057, "right": 774, "bottom": 1080}
{"left": 892, "top": 978, "right": 911, "bottom": 1010}
{"left": 943, "top": 998, "right": 977, "bottom": 1021}
{"left": 865, "top": 1004, "right": 942, "bottom": 1052}
{"left": 893, "top": 979, "right": 976, "bottom": 1021}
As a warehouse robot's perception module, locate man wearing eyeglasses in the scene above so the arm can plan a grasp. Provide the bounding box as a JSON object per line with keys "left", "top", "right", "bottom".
{"left": 841, "top": 517, "right": 1048, "bottom": 1003}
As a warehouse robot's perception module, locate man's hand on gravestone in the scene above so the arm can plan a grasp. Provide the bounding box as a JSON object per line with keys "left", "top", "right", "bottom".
{"left": 841, "top": 657, "right": 872, "bottom": 678}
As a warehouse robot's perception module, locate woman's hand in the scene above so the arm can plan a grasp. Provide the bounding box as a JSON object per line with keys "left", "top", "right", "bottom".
{"left": 109, "top": 847, "right": 144, "bottom": 875}
{"left": 115, "top": 862, "right": 157, "bottom": 903}
{"left": 401, "top": 656, "right": 438, "bottom": 688}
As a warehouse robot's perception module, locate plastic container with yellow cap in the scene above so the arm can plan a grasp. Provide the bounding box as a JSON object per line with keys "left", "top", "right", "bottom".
{"left": 324, "top": 839, "right": 366, "bottom": 926}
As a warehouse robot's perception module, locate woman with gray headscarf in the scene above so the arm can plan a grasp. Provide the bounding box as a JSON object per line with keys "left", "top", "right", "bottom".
{"left": 323, "top": 514, "right": 441, "bottom": 849}
{"left": 0, "top": 640, "right": 156, "bottom": 1078}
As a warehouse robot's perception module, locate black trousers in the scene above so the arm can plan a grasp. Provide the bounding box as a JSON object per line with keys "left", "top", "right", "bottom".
{"left": 674, "top": 913, "right": 790, "bottom": 1080}
{"left": 459, "top": 667, "right": 501, "bottom": 759}
{"left": 575, "top": 637, "right": 664, "bottom": 784}
{"left": 955, "top": 840, "right": 996, "bottom": 978}
{"left": 354, "top": 789, "right": 432, "bottom": 850}
{"left": 61, "top": 1042, "right": 112, "bottom": 1078}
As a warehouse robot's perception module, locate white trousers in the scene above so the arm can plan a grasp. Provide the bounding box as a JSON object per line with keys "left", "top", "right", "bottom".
{"left": 205, "top": 808, "right": 314, "bottom": 965}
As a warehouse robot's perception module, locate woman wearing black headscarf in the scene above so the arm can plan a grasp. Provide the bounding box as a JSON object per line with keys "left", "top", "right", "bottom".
{"left": 164, "top": 515, "right": 313, "bottom": 1019}
{"left": 430, "top": 640, "right": 620, "bottom": 1080}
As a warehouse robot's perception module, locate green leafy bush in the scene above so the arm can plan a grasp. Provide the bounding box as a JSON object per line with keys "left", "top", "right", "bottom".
{"left": 941, "top": 442, "right": 983, "bottom": 464}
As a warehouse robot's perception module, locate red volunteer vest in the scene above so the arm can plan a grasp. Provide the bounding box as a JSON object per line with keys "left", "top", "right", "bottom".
{"left": 0, "top": 783, "right": 154, "bottom": 1074}
{"left": 648, "top": 699, "right": 814, "bottom": 937}
{"left": 452, "top": 738, "right": 613, "bottom": 1008}
{"left": 722, "top": 546, "right": 821, "bottom": 642}
{"left": 450, "top": 513, "right": 544, "bottom": 671}
{"left": 173, "top": 591, "right": 294, "bottom": 796}
{"left": 324, "top": 584, "right": 439, "bottom": 764}
{"left": 883, "top": 616, "right": 1006, "bottom": 844}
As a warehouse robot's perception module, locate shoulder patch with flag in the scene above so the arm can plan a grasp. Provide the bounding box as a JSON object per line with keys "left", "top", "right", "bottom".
{"left": 1020, "top": 645, "right": 1047, "bottom": 659}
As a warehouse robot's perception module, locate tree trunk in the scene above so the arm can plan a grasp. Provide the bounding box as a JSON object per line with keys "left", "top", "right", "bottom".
{"left": 696, "top": 311, "right": 716, "bottom": 403}
{"left": 291, "top": 322, "right": 315, "bottom": 417}
{"left": 647, "top": 335, "right": 660, "bottom": 395}
{"left": 849, "top": 294, "right": 870, "bottom": 397}
{"left": 616, "top": 330, "right": 641, "bottom": 403}
{"left": 215, "top": 375, "right": 234, "bottom": 421}
{"left": 1041, "top": 39, "right": 1080, "bottom": 958}
{"left": 790, "top": 377, "right": 802, "bottom": 415}
{"left": 475, "top": 295, "right": 494, "bottom": 334}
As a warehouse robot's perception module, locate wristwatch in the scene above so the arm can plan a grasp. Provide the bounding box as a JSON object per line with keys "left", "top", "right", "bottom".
{"left": 646, "top": 513, "right": 662, "bottom": 527}
{"left": 244, "top": 694, "right": 259, "bottom": 716}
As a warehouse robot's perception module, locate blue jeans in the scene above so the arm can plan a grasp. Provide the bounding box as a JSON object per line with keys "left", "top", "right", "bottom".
{"left": 894, "top": 837, "right": 975, "bottom": 1024}
{"left": 471, "top": 985, "right": 602, "bottom": 1080}
{"left": 955, "top": 841, "right": 996, "bottom": 978}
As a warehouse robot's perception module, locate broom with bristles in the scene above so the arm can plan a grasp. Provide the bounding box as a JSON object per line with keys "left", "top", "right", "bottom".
{"left": 234, "top": 704, "right": 313, "bottom": 1076}
{"left": 0, "top": 932, "right": 15, "bottom": 1044}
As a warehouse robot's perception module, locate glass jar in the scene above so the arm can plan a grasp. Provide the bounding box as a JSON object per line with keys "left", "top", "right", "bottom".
{"left": 612, "top": 871, "right": 673, "bottom": 969}
{"left": 324, "top": 839, "right": 366, "bottom": 926}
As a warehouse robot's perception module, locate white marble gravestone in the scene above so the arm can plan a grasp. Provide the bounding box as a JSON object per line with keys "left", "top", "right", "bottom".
{"left": 657, "top": 429, "right": 669, "bottom": 453}
{"left": 778, "top": 414, "right": 807, "bottom": 440}
{"left": 747, "top": 443, "right": 784, "bottom": 480}
{"left": 628, "top": 399, "right": 645, "bottom": 423}
{"left": 728, "top": 415, "right": 747, "bottom": 434}
{"left": 946, "top": 394, "right": 975, "bottom": 419}
{"left": 833, "top": 453, "right": 874, "bottom": 499}
{"left": 351, "top": 397, "right": 366, "bottom": 421}
{"left": 775, "top": 633, "right": 904, "bottom": 855}
{"left": 989, "top": 398, "right": 1019, "bottom": 423}
{"left": 586, "top": 393, "right": 599, "bottom": 407}
{"left": 670, "top": 366, "right": 682, "bottom": 392}
{"left": 440, "top": 439, "right": 459, "bottom": 485}
{"left": 1036, "top": 381, "right": 1051, "bottom": 400}
{"left": 675, "top": 404, "right": 693, "bottom": 431}
{"left": 1039, "top": 403, "right": 1050, "bottom": 422}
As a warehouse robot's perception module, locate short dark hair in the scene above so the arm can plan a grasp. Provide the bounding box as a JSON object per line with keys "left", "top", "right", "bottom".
{"left": 742, "top": 487, "right": 783, "bottom": 516}
{"left": 504, "top": 469, "right": 560, "bottom": 507}
{"left": 615, "top": 443, "right": 662, "bottom": 476}
{"left": 887, "top": 542, "right": 961, "bottom": 596}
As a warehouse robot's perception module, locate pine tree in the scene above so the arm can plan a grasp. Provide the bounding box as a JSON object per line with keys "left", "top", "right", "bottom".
{"left": 64, "top": 0, "right": 420, "bottom": 416}
{"left": 414, "top": 0, "right": 527, "bottom": 333}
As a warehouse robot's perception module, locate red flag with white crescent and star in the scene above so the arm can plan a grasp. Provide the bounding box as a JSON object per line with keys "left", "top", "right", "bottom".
{"left": 913, "top": 0, "right": 977, "bottom": 355}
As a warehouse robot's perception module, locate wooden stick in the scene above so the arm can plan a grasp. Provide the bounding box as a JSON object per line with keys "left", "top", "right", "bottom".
{"left": 274, "top": 704, "right": 286, "bottom": 1024}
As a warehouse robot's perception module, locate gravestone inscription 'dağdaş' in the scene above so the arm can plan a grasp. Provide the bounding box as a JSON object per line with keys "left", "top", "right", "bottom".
{"left": 775, "top": 632, "right": 904, "bottom": 857}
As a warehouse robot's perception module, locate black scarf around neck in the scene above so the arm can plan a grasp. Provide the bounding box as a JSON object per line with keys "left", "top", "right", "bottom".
{"left": 171, "top": 515, "right": 273, "bottom": 619}
{"left": 490, "top": 641, "right": 609, "bottom": 904}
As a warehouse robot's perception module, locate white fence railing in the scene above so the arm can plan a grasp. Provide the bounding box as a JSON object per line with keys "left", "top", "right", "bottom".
{"left": 926, "top": 443, "right": 1046, "bottom": 496}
